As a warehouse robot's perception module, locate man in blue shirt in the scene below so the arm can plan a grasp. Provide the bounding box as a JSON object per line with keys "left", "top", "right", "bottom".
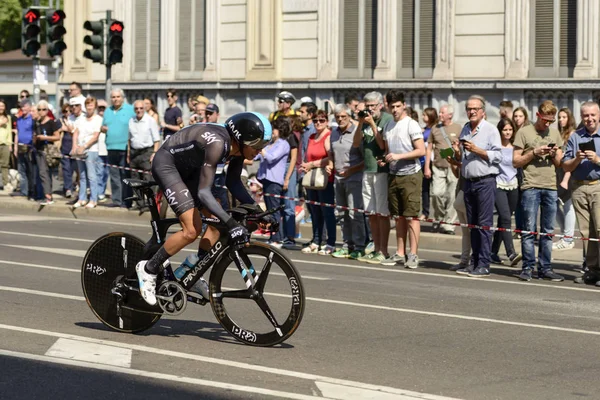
{"left": 453, "top": 95, "right": 502, "bottom": 278}
{"left": 563, "top": 101, "right": 600, "bottom": 286}
{"left": 101, "top": 88, "right": 135, "bottom": 207}
{"left": 11, "top": 100, "right": 35, "bottom": 198}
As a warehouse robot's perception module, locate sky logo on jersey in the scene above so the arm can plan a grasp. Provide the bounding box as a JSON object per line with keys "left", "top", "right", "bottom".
{"left": 202, "top": 131, "right": 220, "bottom": 145}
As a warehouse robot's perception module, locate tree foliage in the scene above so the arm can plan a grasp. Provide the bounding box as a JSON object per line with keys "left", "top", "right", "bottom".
{"left": 0, "top": 0, "right": 52, "bottom": 53}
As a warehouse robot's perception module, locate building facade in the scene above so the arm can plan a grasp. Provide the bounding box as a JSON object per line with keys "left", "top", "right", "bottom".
{"left": 56, "top": 0, "right": 600, "bottom": 124}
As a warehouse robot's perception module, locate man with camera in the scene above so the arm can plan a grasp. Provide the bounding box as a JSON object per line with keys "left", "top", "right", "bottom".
{"left": 424, "top": 104, "right": 461, "bottom": 235}
{"left": 563, "top": 101, "right": 600, "bottom": 286}
{"left": 352, "top": 91, "right": 393, "bottom": 264}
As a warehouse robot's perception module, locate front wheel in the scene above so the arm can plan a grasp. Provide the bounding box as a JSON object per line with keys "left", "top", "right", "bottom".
{"left": 81, "top": 233, "right": 162, "bottom": 333}
{"left": 209, "top": 242, "right": 305, "bottom": 346}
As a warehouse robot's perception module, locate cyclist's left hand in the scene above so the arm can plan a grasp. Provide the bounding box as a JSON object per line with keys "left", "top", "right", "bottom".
{"left": 260, "top": 214, "right": 279, "bottom": 232}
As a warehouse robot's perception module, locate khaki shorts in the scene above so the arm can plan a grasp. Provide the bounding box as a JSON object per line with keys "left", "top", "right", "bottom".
{"left": 388, "top": 171, "right": 423, "bottom": 217}
{"left": 362, "top": 172, "right": 389, "bottom": 216}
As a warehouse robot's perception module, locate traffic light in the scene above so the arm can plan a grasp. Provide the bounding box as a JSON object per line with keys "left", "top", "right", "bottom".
{"left": 21, "top": 8, "right": 41, "bottom": 57}
{"left": 83, "top": 20, "right": 104, "bottom": 64}
{"left": 107, "top": 20, "right": 124, "bottom": 65}
{"left": 46, "top": 10, "right": 67, "bottom": 57}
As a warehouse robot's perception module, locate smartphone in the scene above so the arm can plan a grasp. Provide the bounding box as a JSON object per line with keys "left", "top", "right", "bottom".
{"left": 440, "top": 147, "right": 454, "bottom": 159}
{"left": 547, "top": 143, "right": 556, "bottom": 148}
{"left": 324, "top": 100, "right": 330, "bottom": 115}
{"left": 579, "top": 141, "right": 596, "bottom": 152}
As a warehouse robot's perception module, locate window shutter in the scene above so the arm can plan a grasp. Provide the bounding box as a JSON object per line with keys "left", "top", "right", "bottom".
{"left": 194, "top": 0, "right": 206, "bottom": 71}
{"left": 343, "top": 0, "right": 359, "bottom": 69}
{"left": 149, "top": 0, "right": 160, "bottom": 72}
{"left": 534, "top": 0, "right": 554, "bottom": 68}
{"left": 559, "top": 0, "right": 576, "bottom": 68}
{"left": 178, "top": 0, "right": 192, "bottom": 71}
{"left": 134, "top": 0, "right": 147, "bottom": 73}
{"left": 401, "top": 0, "right": 415, "bottom": 69}
{"left": 419, "top": 0, "right": 435, "bottom": 69}
{"left": 363, "top": 0, "right": 377, "bottom": 73}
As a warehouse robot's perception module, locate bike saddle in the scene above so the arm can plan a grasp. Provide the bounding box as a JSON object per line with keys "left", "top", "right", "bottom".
{"left": 123, "top": 178, "right": 157, "bottom": 188}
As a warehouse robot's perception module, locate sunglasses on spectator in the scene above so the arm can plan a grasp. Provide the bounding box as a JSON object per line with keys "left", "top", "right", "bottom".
{"left": 20, "top": 95, "right": 29, "bottom": 99}
{"left": 315, "top": 118, "right": 328, "bottom": 123}
{"left": 134, "top": 107, "right": 145, "bottom": 110}
{"left": 277, "top": 99, "right": 286, "bottom": 104}
{"left": 37, "top": 108, "right": 47, "bottom": 111}
{"left": 537, "top": 113, "right": 556, "bottom": 124}
{"left": 167, "top": 94, "right": 175, "bottom": 98}
{"left": 206, "top": 111, "right": 214, "bottom": 116}
{"left": 98, "top": 106, "right": 106, "bottom": 110}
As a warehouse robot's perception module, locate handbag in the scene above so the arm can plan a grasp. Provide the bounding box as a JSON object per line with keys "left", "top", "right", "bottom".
{"left": 45, "top": 144, "right": 62, "bottom": 168}
{"left": 301, "top": 167, "right": 328, "bottom": 190}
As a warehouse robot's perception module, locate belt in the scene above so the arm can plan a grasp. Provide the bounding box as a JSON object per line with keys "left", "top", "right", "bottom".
{"left": 467, "top": 174, "right": 496, "bottom": 182}
{"left": 574, "top": 179, "right": 599, "bottom": 186}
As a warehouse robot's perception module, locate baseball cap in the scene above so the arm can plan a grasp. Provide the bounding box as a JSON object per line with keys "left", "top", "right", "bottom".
{"left": 97, "top": 99, "right": 108, "bottom": 108}
{"left": 69, "top": 97, "right": 84, "bottom": 107}
{"left": 195, "top": 95, "right": 209, "bottom": 105}
{"left": 206, "top": 103, "right": 219, "bottom": 114}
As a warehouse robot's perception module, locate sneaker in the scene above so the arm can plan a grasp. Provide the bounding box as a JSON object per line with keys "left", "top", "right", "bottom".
{"left": 405, "top": 253, "right": 419, "bottom": 269}
{"left": 65, "top": 190, "right": 73, "bottom": 199}
{"left": 450, "top": 262, "right": 469, "bottom": 272}
{"left": 508, "top": 253, "right": 522, "bottom": 267}
{"left": 538, "top": 270, "right": 564, "bottom": 282}
{"left": 98, "top": 194, "right": 107, "bottom": 203}
{"left": 39, "top": 198, "right": 54, "bottom": 206}
{"left": 349, "top": 250, "right": 364, "bottom": 260}
{"left": 72, "top": 201, "right": 87, "bottom": 208}
{"left": 574, "top": 272, "right": 600, "bottom": 285}
{"left": 490, "top": 254, "right": 503, "bottom": 265}
{"left": 365, "top": 242, "right": 375, "bottom": 255}
{"left": 518, "top": 269, "right": 533, "bottom": 281}
{"left": 368, "top": 252, "right": 387, "bottom": 264}
{"left": 268, "top": 241, "right": 283, "bottom": 249}
{"left": 318, "top": 245, "right": 335, "bottom": 255}
{"left": 135, "top": 261, "right": 157, "bottom": 305}
{"left": 282, "top": 238, "right": 296, "bottom": 248}
{"left": 552, "top": 239, "right": 574, "bottom": 251}
{"left": 189, "top": 277, "right": 209, "bottom": 299}
{"left": 332, "top": 248, "right": 350, "bottom": 258}
{"left": 301, "top": 243, "right": 319, "bottom": 254}
{"left": 468, "top": 267, "right": 490, "bottom": 277}
{"left": 381, "top": 253, "right": 405, "bottom": 267}
{"left": 456, "top": 265, "right": 475, "bottom": 275}
{"left": 357, "top": 252, "right": 376, "bottom": 263}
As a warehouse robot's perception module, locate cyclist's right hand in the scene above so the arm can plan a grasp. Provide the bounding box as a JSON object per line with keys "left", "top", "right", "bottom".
{"left": 229, "top": 223, "right": 250, "bottom": 247}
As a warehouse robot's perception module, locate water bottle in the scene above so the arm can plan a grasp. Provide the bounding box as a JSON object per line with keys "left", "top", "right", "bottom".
{"left": 174, "top": 253, "right": 199, "bottom": 280}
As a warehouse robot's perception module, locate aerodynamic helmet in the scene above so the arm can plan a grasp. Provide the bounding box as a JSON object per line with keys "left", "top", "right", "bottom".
{"left": 225, "top": 112, "right": 272, "bottom": 150}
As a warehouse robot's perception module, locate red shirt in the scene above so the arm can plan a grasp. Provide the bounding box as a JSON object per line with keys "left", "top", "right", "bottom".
{"left": 306, "top": 129, "right": 333, "bottom": 183}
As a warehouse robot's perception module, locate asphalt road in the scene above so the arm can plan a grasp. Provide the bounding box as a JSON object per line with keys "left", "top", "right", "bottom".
{"left": 0, "top": 210, "right": 599, "bottom": 400}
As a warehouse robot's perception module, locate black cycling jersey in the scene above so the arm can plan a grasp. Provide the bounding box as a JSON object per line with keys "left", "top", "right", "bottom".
{"left": 151, "top": 123, "right": 254, "bottom": 223}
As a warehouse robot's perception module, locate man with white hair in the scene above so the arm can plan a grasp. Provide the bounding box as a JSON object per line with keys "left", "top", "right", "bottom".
{"left": 425, "top": 104, "right": 462, "bottom": 234}
{"left": 100, "top": 88, "right": 135, "bottom": 208}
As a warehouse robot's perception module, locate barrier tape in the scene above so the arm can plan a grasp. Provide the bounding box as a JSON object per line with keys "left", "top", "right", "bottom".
{"left": 57, "top": 154, "right": 597, "bottom": 243}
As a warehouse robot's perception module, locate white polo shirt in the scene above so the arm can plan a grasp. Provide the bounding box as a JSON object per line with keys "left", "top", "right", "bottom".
{"left": 384, "top": 116, "right": 423, "bottom": 176}
{"left": 128, "top": 113, "right": 160, "bottom": 150}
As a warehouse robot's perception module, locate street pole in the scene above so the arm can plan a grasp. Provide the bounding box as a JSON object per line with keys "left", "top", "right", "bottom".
{"left": 32, "top": 0, "right": 41, "bottom": 104}
{"left": 105, "top": 9, "right": 112, "bottom": 102}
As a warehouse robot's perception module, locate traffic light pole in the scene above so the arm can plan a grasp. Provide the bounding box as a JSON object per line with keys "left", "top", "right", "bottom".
{"left": 32, "top": 0, "right": 40, "bottom": 104}
{"left": 105, "top": 9, "right": 112, "bottom": 103}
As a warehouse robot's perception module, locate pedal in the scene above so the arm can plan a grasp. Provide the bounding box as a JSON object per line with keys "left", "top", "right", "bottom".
{"left": 124, "top": 196, "right": 140, "bottom": 202}
{"left": 187, "top": 292, "right": 208, "bottom": 306}
{"left": 156, "top": 281, "right": 187, "bottom": 316}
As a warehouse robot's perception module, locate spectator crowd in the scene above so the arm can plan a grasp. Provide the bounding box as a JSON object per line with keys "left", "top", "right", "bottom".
{"left": 2, "top": 86, "right": 600, "bottom": 286}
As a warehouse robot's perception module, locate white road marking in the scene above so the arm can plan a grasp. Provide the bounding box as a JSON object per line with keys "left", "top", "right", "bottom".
{"left": 0, "top": 324, "right": 457, "bottom": 399}
{"left": 1, "top": 283, "right": 600, "bottom": 336}
{"left": 0, "top": 260, "right": 77, "bottom": 273}
{"left": 0, "top": 348, "right": 322, "bottom": 400}
{"left": 0, "top": 244, "right": 86, "bottom": 258}
{"left": 0, "top": 230, "right": 94, "bottom": 243}
{"left": 45, "top": 338, "right": 132, "bottom": 368}
{"left": 314, "top": 381, "right": 457, "bottom": 400}
{"left": 0, "top": 216, "right": 55, "bottom": 222}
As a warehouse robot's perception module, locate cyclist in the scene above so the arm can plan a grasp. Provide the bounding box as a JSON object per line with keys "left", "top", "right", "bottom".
{"left": 136, "top": 112, "right": 276, "bottom": 305}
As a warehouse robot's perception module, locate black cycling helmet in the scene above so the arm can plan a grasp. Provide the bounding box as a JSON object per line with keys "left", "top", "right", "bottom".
{"left": 225, "top": 112, "right": 272, "bottom": 150}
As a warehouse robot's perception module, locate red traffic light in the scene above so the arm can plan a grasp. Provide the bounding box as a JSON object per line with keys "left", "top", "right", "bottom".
{"left": 24, "top": 9, "right": 40, "bottom": 23}
{"left": 49, "top": 10, "right": 66, "bottom": 25}
{"left": 109, "top": 21, "right": 123, "bottom": 32}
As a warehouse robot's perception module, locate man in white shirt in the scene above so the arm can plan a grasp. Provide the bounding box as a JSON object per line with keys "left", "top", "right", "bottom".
{"left": 380, "top": 90, "right": 426, "bottom": 269}
{"left": 128, "top": 100, "right": 160, "bottom": 184}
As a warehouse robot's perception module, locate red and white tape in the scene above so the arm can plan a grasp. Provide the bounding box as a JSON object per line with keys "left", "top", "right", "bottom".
{"left": 59, "top": 154, "right": 598, "bottom": 243}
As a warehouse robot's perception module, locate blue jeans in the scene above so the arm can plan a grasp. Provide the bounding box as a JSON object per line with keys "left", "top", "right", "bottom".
{"left": 307, "top": 181, "right": 336, "bottom": 247}
{"left": 521, "top": 188, "right": 558, "bottom": 272}
{"left": 108, "top": 150, "right": 128, "bottom": 206}
{"left": 282, "top": 165, "right": 297, "bottom": 240}
{"left": 261, "top": 179, "right": 284, "bottom": 243}
{"left": 98, "top": 155, "right": 109, "bottom": 196}
{"left": 77, "top": 152, "right": 101, "bottom": 202}
{"left": 18, "top": 150, "right": 35, "bottom": 197}
{"left": 464, "top": 176, "right": 496, "bottom": 268}
{"left": 61, "top": 155, "right": 77, "bottom": 192}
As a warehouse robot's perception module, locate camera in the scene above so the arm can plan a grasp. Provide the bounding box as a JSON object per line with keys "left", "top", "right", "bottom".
{"left": 357, "top": 110, "right": 371, "bottom": 118}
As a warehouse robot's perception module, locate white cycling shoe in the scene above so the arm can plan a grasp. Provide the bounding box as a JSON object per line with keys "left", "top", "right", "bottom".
{"left": 135, "top": 260, "right": 157, "bottom": 306}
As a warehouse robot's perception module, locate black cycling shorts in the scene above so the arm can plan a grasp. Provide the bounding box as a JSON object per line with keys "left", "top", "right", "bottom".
{"left": 152, "top": 149, "right": 202, "bottom": 217}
